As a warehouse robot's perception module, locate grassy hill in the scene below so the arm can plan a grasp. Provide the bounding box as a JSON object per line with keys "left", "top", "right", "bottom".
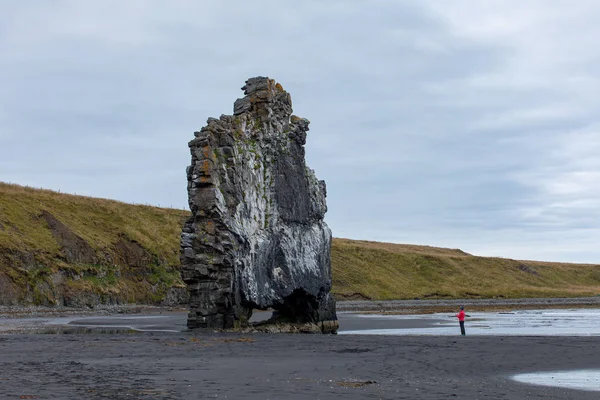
{"left": 1, "top": 182, "right": 599, "bottom": 306}
{"left": 0, "top": 182, "right": 189, "bottom": 306}
{"left": 332, "top": 239, "right": 600, "bottom": 300}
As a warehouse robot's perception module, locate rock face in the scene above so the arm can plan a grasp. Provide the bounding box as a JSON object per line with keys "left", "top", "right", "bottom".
{"left": 181, "top": 77, "right": 337, "bottom": 332}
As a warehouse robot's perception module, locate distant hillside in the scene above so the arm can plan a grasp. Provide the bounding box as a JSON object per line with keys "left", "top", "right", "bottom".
{"left": 332, "top": 239, "right": 600, "bottom": 300}
{"left": 1, "top": 182, "right": 599, "bottom": 306}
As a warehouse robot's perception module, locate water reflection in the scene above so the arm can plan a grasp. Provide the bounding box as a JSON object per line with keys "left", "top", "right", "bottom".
{"left": 340, "top": 309, "right": 600, "bottom": 336}
{"left": 3, "top": 308, "right": 600, "bottom": 336}
{"left": 513, "top": 370, "right": 600, "bottom": 392}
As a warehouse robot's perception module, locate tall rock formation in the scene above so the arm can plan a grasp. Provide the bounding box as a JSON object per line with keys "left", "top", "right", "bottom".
{"left": 181, "top": 77, "right": 337, "bottom": 332}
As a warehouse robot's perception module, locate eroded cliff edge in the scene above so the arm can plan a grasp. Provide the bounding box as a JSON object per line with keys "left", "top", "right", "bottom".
{"left": 181, "top": 77, "right": 337, "bottom": 333}
{"left": 0, "top": 182, "right": 189, "bottom": 307}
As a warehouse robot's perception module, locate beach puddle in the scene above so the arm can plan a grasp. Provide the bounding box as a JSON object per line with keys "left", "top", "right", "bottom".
{"left": 512, "top": 370, "right": 600, "bottom": 392}
{"left": 339, "top": 309, "right": 600, "bottom": 336}
{"left": 0, "top": 314, "right": 186, "bottom": 334}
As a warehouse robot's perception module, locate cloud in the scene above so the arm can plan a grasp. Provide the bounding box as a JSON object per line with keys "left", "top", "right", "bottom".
{"left": 2, "top": 1, "right": 600, "bottom": 262}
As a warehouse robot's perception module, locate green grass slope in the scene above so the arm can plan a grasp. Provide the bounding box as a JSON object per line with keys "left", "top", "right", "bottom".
{"left": 332, "top": 239, "right": 600, "bottom": 300}
{"left": 1, "top": 182, "right": 599, "bottom": 305}
{"left": 0, "top": 182, "right": 189, "bottom": 305}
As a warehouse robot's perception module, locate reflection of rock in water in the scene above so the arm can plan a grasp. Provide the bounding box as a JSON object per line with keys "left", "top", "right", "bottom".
{"left": 181, "top": 77, "right": 337, "bottom": 333}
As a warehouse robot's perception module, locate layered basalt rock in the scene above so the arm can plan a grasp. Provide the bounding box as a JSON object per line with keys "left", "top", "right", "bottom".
{"left": 181, "top": 77, "right": 337, "bottom": 333}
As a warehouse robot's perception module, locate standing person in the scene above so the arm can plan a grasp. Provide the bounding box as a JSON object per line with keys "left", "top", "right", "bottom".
{"left": 455, "top": 306, "right": 469, "bottom": 336}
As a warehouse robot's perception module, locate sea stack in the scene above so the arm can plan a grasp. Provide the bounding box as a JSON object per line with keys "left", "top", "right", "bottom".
{"left": 180, "top": 77, "right": 337, "bottom": 333}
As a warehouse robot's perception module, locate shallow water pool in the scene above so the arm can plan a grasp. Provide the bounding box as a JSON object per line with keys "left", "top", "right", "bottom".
{"left": 513, "top": 369, "right": 600, "bottom": 392}
{"left": 340, "top": 308, "right": 600, "bottom": 336}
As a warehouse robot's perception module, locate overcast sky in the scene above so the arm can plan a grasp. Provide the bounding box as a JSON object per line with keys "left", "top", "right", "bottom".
{"left": 2, "top": 1, "right": 600, "bottom": 263}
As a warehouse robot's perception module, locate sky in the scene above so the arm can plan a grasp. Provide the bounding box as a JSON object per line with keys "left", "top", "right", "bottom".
{"left": 1, "top": 0, "right": 600, "bottom": 263}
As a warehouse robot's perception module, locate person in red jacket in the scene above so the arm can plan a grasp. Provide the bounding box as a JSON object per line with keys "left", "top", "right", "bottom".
{"left": 455, "top": 306, "right": 470, "bottom": 336}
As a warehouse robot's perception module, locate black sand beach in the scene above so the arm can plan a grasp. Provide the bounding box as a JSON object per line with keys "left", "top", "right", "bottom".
{"left": 1, "top": 307, "right": 599, "bottom": 399}
{"left": 0, "top": 333, "right": 599, "bottom": 399}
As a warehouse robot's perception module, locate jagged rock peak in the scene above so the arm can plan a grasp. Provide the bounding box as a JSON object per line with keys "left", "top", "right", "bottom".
{"left": 180, "top": 77, "right": 337, "bottom": 333}
{"left": 233, "top": 76, "right": 292, "bottom": 117}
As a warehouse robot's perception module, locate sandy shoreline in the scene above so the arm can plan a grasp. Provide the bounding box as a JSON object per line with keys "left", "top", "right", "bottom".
{"left": 1, "top": 297, "right": 599, "bottom": 334}
{"left": 2, "top": 297, "right": 599, "bottom": 318}
{"left": 0, "top": 332, "right": 598, "bottom": 399}
{"left": 1, "top": 299, "right": 599, "bottom": 398}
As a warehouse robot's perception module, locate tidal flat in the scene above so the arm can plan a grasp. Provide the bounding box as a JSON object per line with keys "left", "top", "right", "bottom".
{"left": 1, "top": 301, "right": 599, "bottom": 399}
{"left": 1, "top": 332, "right": 600, "bottom": 399}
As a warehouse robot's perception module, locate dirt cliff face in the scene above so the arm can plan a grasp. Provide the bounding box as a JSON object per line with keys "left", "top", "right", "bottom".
{"left": 0, "top": 209, "right": 187, "bottom": 307}
{"left": 181, "top": 77, "right": 337, "bottom": 332}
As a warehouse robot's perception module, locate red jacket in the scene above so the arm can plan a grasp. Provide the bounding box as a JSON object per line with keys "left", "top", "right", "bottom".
{"left": 456, "top": 310, "right": 465, "bottom": 321}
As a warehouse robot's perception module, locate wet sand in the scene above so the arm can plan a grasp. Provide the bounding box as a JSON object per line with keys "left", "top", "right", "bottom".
{"left": 0, "top": 309, "right": 599, "bottom": 399}
{"left": 0, "top": 332, "right": 599, "bottom": 399}
{"left": 0, "top": 310, "right": 445, "bottom": 335}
